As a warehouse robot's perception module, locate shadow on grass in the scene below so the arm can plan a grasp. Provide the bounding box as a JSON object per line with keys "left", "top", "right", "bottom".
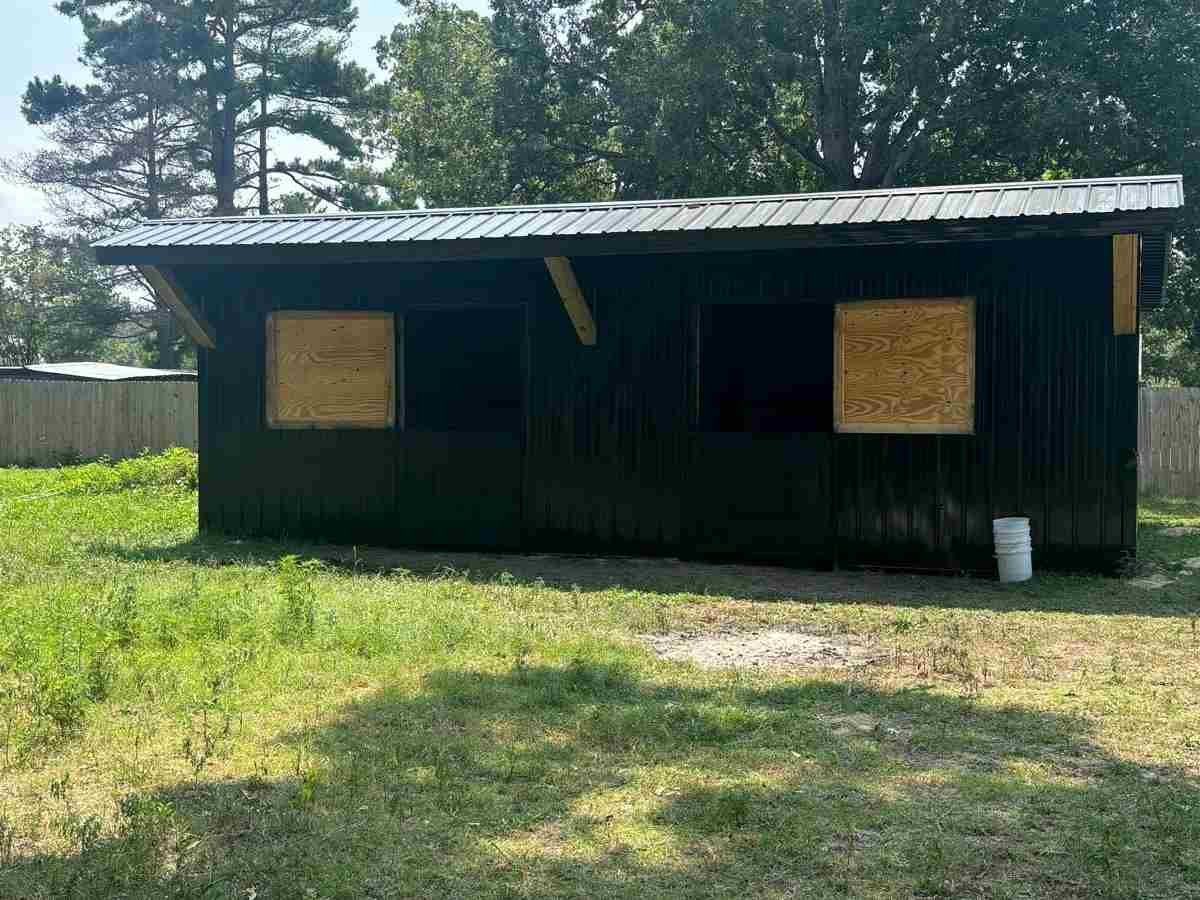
{"left": 7, "top": 661, "right": 1199, "bottom": 898}
{"left": 90, "top": 529, "right": 1200, "bottom": 618}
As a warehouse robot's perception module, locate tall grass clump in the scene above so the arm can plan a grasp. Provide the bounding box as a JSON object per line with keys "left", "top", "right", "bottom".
{"left": 274, "top": 555, "right": 320, "bottom": 644}
{"left": 0, "top": 589, "right": 122, "bottom": 761}
{"left": 56, "top": 448, "right": 198, "bottom": 496}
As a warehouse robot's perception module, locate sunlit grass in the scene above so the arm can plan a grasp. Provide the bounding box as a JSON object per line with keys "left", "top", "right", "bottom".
{"left": 0, "top": 454, "right": 1198, "bottom": 898}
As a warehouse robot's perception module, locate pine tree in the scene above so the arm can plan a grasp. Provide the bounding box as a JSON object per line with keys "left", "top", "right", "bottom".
{"left": 12, "top": 7, "right": 208, "bottom": 231}
{"left": 40, "top": 1, "right": 375, "bottom": 215}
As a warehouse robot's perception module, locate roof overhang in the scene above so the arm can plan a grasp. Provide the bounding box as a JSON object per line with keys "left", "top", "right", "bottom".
{"left": 94, "top": 210, "right": 1181, "bottom": 268}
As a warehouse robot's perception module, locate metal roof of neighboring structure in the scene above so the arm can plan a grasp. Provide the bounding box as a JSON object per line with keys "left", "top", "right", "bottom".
{"left": 0, "top": 363, "right": 197, "bottom": 382}
{"left": 93, "top": 174, "right": 1184, "bottom": 268}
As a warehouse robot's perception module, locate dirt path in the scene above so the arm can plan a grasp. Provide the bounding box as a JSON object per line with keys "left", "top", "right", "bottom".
{"left": 302, "top": 542, "right": 1009, "bottom": 605}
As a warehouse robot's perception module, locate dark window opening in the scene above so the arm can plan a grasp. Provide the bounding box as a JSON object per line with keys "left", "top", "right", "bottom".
{"left": 405, "top": 307, "right": 524, "bottom": 432}
{"left": 698, "top": 303, "right": 833, "bottom": 433}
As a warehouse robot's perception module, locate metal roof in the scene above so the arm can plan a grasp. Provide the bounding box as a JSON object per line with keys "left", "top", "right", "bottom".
{"left": 0, "top": 363, "right": 198, "bottom": 382}
{"left": 93, "top": 174, "right": 1183, "bottom": 267}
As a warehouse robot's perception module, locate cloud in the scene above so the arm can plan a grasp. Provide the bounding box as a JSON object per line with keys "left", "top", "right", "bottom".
{"left": 0, "top": 181, "right": 51, "bottom": 227}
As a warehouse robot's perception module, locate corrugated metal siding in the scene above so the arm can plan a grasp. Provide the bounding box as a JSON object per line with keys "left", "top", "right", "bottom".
{"left": 177, "top": 236, "right": 1136, "bottom": 571}
{"left": 98, "top": 175, "right": 1183, "bottom": 250}
{"left": 829, "top": 239, "right": 1134, "bottom": 570}
{"left": 188, "top": 261, "right": 536, "bottom": 549}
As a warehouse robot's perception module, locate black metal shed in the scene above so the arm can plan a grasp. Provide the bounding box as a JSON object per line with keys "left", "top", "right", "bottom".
{"left": 94, "top": 175, "right": 1184, "bottom": 572}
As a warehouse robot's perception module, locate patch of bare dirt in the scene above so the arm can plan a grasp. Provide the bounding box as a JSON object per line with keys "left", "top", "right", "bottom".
{"left": 299, "top": 544, "right": 1010, "bottom": 606}
{"left": 1161, "top": 526, "right": 1200, "bottom": 537}
{"left": 1126, "top": 573, "right": 1177, "bottom": 590}
{"left": 641, "top": 628, "right": 884, "bottom": 670}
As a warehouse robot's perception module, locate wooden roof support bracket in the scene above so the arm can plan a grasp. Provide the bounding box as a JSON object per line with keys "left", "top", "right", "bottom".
{"left": 544, "top": 256, "right": 597, "bottom": 345}
{"left": 138, "top": 264, "right": 217, "bottom": 349}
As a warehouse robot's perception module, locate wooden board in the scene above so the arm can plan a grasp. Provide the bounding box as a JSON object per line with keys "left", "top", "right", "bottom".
{"left": 834, "top": 297, "right": 975, "bottom": 434}
{"left": 266, "top": 311, "right": 395, "bottom": 429}
{"left": 139, "top": 265, "right": 217, "bottom": 349}
{"left": 1112, "top": 233, "right": 1139, "bottom": 335}
{"left": 544, "top": 256, "right": 597, "bottom": 345}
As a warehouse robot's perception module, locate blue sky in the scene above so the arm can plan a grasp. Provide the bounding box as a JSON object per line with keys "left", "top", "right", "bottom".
{"left": 0, "top": 0, "right": 490, "bottom": 226}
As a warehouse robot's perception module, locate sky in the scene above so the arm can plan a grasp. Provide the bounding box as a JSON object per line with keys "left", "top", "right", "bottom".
{"left": 0, "top": 0, "right": 491, "bottom": 227}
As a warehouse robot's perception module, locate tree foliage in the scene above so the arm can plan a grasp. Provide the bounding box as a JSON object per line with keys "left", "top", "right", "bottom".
{"left": 25, "top": 0, "right": 375, "bottom": 217}
{"left": 10, "top": 8, "right": 208, "bottom": 231}
{"left": 487, "top": 0, "right": 1200, "bottom": 199}
{"left": 369, "top": 0, "right": 609, "bottom": 206}
{"left": 0, "top": 226, "right": 136, "bottom": 366}
{"left": 8, "top": 1, "right": 378, "bottom": 364}
{"left": 371, "top": 1, "right": 512, "bottom": 208}
{"left": 378, "top": 0, "right": 1200, "bottom": 381}
{"left": 7, "top": 0, "right": 1200, "bottom": 379}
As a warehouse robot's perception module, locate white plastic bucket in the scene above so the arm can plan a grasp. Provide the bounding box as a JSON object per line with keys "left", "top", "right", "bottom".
{"left": 993, "top": 517, "right": 1033, "bottom": 582}
{"left": 993, "top": 516, "right": 1030, "bottom": 537}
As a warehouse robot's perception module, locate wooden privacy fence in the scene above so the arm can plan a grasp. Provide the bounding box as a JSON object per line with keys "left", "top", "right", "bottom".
{"left": 1139, "top": 387, "right": 1200, "bottom": 496}
{"left": 0, "top": 380, "right": 197, "bottom": 466}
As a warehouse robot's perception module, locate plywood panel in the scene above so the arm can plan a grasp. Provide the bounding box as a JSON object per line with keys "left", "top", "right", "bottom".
{"left": 834, "top": 297, "right": 975, "bottom": 434}
{"left": 1112, "top": 234, "right": 1138, "bottom": 335}
{"left": 266, "top": 311, "right": 395, "bottom": 429}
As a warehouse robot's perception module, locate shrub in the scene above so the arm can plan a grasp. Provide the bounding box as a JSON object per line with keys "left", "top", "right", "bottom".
{"left": 57, "top": 448, "right": 198, "bottom": 495}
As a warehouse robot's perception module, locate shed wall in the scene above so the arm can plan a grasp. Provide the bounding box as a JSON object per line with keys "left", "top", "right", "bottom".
{"left": 176, "top": 236, "right": 1136, "bottom": 572}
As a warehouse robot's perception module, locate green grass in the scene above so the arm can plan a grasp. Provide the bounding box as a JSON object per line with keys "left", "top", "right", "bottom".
{"left": 1, "top": 453, "right": 1198, "bottom": 898}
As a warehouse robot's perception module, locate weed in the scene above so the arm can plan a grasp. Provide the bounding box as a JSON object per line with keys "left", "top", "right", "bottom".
{"left": 54, "top": 808, "right": 103, "bottom": 857}
{"left": 0, "top": 814, "right": 15, "bottom": 867}
{"left": 180, "top": 709, "right": 231, "bottom": 776}
{"left": 48, "top": 777, "right": 102, "bottom": 858}
{"left": 293, "top": 766, "right": 323, "bottom": 811}
{"left": 100, "top": 579, "right": 139, "bottom": 648}
{"left": 909, "top": 618, "right": 983, "bottom": 694}
{"left": 150, "top": 611, "right": 179, "bottom": 650}
{"left": 27, "top": 664, "right": 88, "bottom": 738}
{"left": 114, "top": 793, "right": 177, "bottom": 879}
{"left": 1107, "top": 653, "right": 1126, "bottom": 685}
{"left": 84, "top": 648, "right": 115, "bottom": 703}
{"left": 274, "top": 555, "right": 320, "bottom": 644}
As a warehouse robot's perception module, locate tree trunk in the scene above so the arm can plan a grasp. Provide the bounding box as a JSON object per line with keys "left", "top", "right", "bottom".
{"left": 202, "top": 54, "right": 232, "bottom": 216}
{"left": 259, "top": 82, "right": 269, "bottom": 215}
{"left": 146, "top": 101, "right": 160, "bottom": 219}
{"left": 155, "top": 308, "right": 180, "bottom": 368}
{"left": 258, "top": 28, "right": 273, "bottom": 216}
{"left": 210, "top": 14, "right": 239, "bottom": 216}
{"left": 221, "top": 27, "right": 238, "bottom": 215}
